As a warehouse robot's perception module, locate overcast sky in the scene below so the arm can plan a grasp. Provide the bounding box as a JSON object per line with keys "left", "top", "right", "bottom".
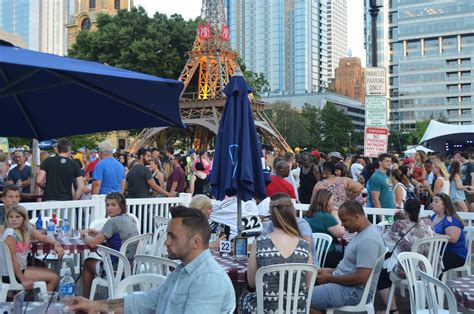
{"left": 135, "top": 0, "right": 366, "bottom": 65}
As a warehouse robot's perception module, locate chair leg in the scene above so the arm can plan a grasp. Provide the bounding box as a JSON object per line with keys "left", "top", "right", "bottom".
{"left": 89, "top": 279, "right": 98, "bottom": 300}
{"left": 386, "top": 282, "right": 396, "bottom": 314}
{"left": 0, "top": 284, "right": 10, "bottom": 302}
{"left": 326, "top": 309, "right": 334, "bottom": 314}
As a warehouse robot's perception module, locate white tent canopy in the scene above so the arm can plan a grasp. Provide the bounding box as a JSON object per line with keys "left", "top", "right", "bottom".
{"left": 404, "top": 145, "right": 434, "bottom": 155}
{"left": 419, "top": 120, "right": 474, "bottom": 143}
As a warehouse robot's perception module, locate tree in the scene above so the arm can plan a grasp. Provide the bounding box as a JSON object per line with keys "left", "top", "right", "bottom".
{"left": 317, "top": 103, "right": 355, "bottom": 153}
{"left": 265, "top": 101, "right": 310, "bottom": 149}
{"left": 69, "top": 7, "right": 198, "bottom": 79}
{"left": 237, "top": 58, "right": 269, "bottom": 98}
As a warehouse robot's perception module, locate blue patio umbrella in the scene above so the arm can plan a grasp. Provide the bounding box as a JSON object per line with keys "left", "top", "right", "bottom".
{"left": 209, "top": 69, "right": 267, "bottom": 236}
{"left": 0, "top": 40, "right": 185, "bottom": 140}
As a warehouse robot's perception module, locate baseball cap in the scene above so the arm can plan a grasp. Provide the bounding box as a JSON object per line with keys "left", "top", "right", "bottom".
{"left": 328, "top": 151, "right": 343, "bottom": 160}
{"left": 311, "top": 150, "right": 321, "bottom": 157}
{"left": 403, "top": 157, "right": 415, "bottom": 165}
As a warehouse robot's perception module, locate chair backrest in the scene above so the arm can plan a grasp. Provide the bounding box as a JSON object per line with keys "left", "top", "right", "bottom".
{"left": 0, "top": 240, "right": 21, "bottom": 288}
{"left": 398, "top": 252, "right": 434, "bottom": 313}
{"left": 256, "top": 263, "right": 318, "bottom": 314}
{"left": 311, "top": 233, "right": 333, "bottom": 268}
{"left": 96, "top": 245, "right": 131, "bottom": 300}
{"left": 153, "top": 216, "right": 169, "bottom": 229}
{"left": 89, "top": 218, "right": 109, "bottom": 231}
{"left": 463, "top": 226, "right": 474, "bottom": 270}
{"left": 152, "top": 225, "right": 169, "bottom": 257}
{"left": 127, "top": 213, "right": 140, "bottom": 233}
{"left": 120, "top": 233, "right": 153, "bottom": 258}
{"left": 357, "top": 249, "right": 387, "bottom": 306}
{"left": 417, "top": 269, "right": 458, "bottom": 314}
{"left": 412, "top": 235, "right": 449, "bottom": 278}
{"left": 133, "top": 254, "right": 178, "bottom": 276}
{"left": 115, "top": 274, "right": 166, "bottom": 298}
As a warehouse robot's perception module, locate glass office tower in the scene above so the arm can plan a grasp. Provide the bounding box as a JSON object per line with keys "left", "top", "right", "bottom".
{"left": 365, "top": 0, "right": 474, "bottom": 130}
{"left": 0, "top": 0, "right": 40, "bottom": 50}
{"left": 224, "top": 0, "right": 328, "bottom": 95}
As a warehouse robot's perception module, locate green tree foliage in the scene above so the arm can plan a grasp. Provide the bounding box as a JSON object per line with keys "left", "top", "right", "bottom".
{"left": 317, "top": 103, "right": 355, "bottom": 153}
{"left": 69, "top": 7, "right": 198, "bottom": 79}
{"left": 264, "top": 101, "right": 311, "bottom": 149}
{"left": 69, "top": 133, "right": 109, "bottom": 150}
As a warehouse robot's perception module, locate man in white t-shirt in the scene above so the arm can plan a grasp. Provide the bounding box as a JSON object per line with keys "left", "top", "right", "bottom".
{"left": 350, "top": 155, "right": 365, "bottom": 180}
{"left": 210, "top": 196, "right": 262, "bottom": 241}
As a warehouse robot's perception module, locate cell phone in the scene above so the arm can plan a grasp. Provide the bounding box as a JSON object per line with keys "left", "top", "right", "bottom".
{"left": 233, "top": 237, "right": 248, "bottom": 259}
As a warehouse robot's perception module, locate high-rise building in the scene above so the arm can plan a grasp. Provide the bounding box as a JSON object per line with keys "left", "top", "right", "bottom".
{"left": 327, "top": 0, "right": 348, "bottom": 79}
{"left": 39, "top": 0, "right": 75, "bottom": 55}
{"left": 365, "top": 0, "right": 474, "bottom": 130}
{"left": 334, "top": 57, "right": 366, "bottom": 103}
{"left": 224, "top": 0, "right": 328, "bottom": 95}
{"left": 0, "top": 0, "right": 40, "bottom": 50}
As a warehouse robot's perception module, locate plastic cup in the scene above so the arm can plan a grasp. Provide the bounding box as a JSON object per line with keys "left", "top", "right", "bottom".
{"left": 37, "top": 291, "right": 59, "bottom": 304}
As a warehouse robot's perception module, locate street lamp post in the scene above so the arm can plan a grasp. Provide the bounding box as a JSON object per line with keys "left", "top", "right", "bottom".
{"left": 369, "top": 0, "right": 383, "bottom": 67}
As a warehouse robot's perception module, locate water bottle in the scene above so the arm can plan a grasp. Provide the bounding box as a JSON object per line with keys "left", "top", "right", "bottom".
{"left": 47, "top": 220, "right": 55, "bottom": 237}
{"left": 63, "top": 218, "right": 71, "bottom": 237}
{"left": 36, "top": 214, "right": 43, "bottom": 230}
{"left": 59, "top": 269, "right": 75, "bottom": 301}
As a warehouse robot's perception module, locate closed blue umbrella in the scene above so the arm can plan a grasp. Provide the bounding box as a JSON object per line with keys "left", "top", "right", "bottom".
{"left": 0, "top": 40, "right": 184, "bottom": 140}
{"left": 209, "top": 69, "right": 267, "bottom": 236}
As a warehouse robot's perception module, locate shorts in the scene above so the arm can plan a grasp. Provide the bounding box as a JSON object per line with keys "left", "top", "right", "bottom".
{"left": 311, "top": 283, "right": 363, "bottom": 310}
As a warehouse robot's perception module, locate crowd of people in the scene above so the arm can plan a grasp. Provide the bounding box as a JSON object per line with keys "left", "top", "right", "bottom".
{"left": 0, "top": 138, "right": 473, "bottom": 313}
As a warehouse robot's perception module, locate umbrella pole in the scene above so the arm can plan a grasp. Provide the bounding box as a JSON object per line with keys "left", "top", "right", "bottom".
{"left": 30, "top": 139, "right": 39, "bottom": 194}
{"left": 237, "top": 195, "right": 242, "bottom": 237}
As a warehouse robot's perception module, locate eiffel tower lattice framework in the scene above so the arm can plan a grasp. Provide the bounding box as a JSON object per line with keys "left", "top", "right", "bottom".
{"left": 128, "top": 0, "right": 291, "bottom": 153}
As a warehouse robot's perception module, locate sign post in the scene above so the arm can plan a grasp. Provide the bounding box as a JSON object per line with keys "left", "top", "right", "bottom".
{"left": 365, "top": 96, "right": 388, "bottom": 127}
{"left": 365, "top": 67, "right": 386, "bottom": 96}
{"left": 364, "top": 127, "right": 389, "bottom": 158}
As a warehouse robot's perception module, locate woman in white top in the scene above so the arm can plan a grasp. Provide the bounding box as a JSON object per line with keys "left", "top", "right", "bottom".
{"left": 424, "top": 160, "right": 450, "bottom": 197}
{"left": 391, "top": 169, "right": 408, "bottom": 209}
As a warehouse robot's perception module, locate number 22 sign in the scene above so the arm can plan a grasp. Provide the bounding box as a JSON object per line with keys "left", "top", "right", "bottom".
{"left": 220, "top": 240, "right": 232, "bottom": 254}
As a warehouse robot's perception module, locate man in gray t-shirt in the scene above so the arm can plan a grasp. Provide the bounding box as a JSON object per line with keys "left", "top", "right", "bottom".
{"left": 311, "top": 201, "right": 385, "bottom": 312}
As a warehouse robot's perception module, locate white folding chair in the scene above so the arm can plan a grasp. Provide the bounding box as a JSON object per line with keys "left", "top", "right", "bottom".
{"left": 326, "top": 249, "right": 387, "bottom": 314}
{"left": 311, "top": 233, "right": 333, "bottom": 268}
{"left": 417, "top": 269, "right": 460, "bottom": 314}
{"left": 90, "top": 245, "right": 131, "bottom": 300}
{"left": 256, "top": 263, "right": 318, "bottom": 314}
{"left": 441, "top": 226, "right": 474, "bottom": 281}
{"left": 89, "top": 234, "right": 152, "bottom": 300}
{"left": 0, "top": 240, "right": 47, "bottom": 302}
{"left": 397, "top": 252, "right": 433, "bottom": 314}
{"left": 151, "top": 225, "right": 168, "bottom": 257}
{"left": 386, "top": 235, "right": 449, "bottom": 313}
{"left": 114, "top": 274, "right": 166, "bottom": 298}
{"left": 133, "top": 254, "right": 178, "bottom": 276}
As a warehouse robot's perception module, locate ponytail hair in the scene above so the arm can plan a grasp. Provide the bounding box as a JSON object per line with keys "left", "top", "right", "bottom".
{"left": 403, "top": 199, "right": 420, "bottom": 222}
{"left": 269, "top": 193, "right": 300, "bottom": 237}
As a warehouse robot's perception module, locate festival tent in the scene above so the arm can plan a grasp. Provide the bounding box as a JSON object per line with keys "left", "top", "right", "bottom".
{"left": 403, "top": 145, "right": 433, "bottom": 156}
{"left": 419, "top": 120, "right": 474, "bottom": 152}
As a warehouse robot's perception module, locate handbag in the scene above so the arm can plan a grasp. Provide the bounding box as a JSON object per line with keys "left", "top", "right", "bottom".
{"left": 385, "top": 220, "right": 420, "bottom": 259}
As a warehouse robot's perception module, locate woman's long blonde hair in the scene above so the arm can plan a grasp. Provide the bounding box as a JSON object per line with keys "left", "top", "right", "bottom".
{"left": 269, "top": 193, "right": 300, "bottom": 237}
{"left": 5, "top": 205, "right": 30, "bottom": 244}
{"left": 433, "top": 160, "right": 449, "bottom": 180}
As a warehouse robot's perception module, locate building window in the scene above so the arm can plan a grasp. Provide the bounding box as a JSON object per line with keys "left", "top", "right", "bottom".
{"left": 89, "top": 0, "right": 96, "bottom": 9}
{"left": 114, "top": 0, "right": 120, "bottom": 10}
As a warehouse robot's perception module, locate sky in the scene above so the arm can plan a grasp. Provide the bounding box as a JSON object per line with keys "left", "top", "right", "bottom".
{"left": 135, "top": 0, "right": 366, "bottom": 64}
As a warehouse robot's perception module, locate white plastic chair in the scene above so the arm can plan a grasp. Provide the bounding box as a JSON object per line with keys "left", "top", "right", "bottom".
{"left": 417, "top": 269, "right": 460, "bottom": 314}
{"left": 151, "top": 225, "right": 168, "bottom": 257}
{"left": 441, "top": 226, "right": 474, "bottom": 281}
{"left": 0, "top": 240, "right": 47, "bottom": 302}
{"left": 397, "top": 252, "right": 433, "bottom": 314}
{"left": 386, "top": 235, "right": 449, "bottom": 313}
{"left": 89, "top": 218, "right": 109, "bottom": 231}
{"left": 311, "top": 233, "right": 333, "bottom": 268}
{"left": 255, "top": 263, "right": 318, "bottom": 314}
{"left": 326, "top": 250, "right": 387, "bottom": 314}
{"left": 133, "top": 254, "right": 178, "bottom": 276}
{"left": 127, "top": 213, "right": 141, "bottom": 233}
{"left": 153, "top": 216, "right": 169, "bottom": 229}
{"left": 115, "top": 273, "right": 166, "bottom": 298}
{"left": 89, "top": 233, "right": 152, "bottom": 300}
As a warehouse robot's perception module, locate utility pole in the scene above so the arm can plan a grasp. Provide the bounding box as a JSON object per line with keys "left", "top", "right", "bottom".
{"left": 369, "top": 0, "right": 383, "bottom": 67}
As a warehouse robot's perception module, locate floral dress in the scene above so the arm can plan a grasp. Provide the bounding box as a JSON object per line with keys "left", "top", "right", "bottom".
{"left": 382, "top": 217, "right": 434, "bottom": 277}
{"left": 239, "top": 235, "right": 310, "bottom": 314}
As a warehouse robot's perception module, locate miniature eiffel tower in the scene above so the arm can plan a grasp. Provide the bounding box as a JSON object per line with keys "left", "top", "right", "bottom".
{"left": 129, "top": 0, "right": 291, "bottom": 152}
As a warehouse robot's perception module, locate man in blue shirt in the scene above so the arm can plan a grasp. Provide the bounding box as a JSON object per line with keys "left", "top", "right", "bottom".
{"left": 92, "top": 141, "right": 125, "bottom": 195}
{"left": 68, "top": 206, "right": 236, "bottom": 313}
{"left": 368, "top": 153, "right": 394, "bottom": 209}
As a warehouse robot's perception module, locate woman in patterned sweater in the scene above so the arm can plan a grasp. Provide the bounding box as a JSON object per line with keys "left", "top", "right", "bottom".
{"left": 240, "top": 192, "right": 312, "bottom": 314}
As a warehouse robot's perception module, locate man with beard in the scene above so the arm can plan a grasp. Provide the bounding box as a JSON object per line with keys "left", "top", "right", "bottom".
{"left": 125, "top": 148, "right": 173, "bottom": 198}
{"left": 68, "top": 206, "right": 235, "bottom": 313}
